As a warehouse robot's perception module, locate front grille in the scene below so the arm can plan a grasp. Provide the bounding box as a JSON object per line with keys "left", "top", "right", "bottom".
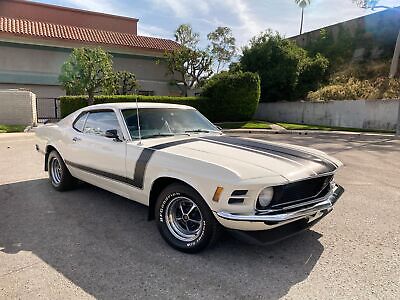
{"left": 270, "top": 175, "right": 333, "bottom": 209}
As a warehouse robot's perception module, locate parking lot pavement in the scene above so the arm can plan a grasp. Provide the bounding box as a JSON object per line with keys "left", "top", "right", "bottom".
{"left": 0, "top": 132, "right": 399, "bottom": 299}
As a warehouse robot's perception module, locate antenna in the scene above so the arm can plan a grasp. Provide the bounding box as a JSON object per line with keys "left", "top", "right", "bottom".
{"left": 135, "top": 96, "right": 142, "bottom": 145}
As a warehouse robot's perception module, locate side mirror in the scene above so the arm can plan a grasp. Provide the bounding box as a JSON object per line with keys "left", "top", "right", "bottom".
{"left": 105, "top": 129, "right": 122, "bottom": 142}
{"left": 216, "top": 125, "right": 223, "bottom": 131}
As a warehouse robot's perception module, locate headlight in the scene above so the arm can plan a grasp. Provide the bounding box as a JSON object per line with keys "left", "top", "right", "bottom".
{"left": 257, "top": 187, "right": 274, "bottom": 209}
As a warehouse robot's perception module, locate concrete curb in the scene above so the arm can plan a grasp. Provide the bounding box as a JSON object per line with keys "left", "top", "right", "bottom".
{"left": 0, "top": 132, "right": 35, "bottom": 138}
{"left": 222, "top": 129, "right": 397, "bottom": 138}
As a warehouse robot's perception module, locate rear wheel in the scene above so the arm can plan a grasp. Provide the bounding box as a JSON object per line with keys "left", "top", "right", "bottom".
{"left": 48, "top": 150, "right": 75, "bottom": 191}
{"left": 155, "top": 183, "right": 221, "bottom": 253}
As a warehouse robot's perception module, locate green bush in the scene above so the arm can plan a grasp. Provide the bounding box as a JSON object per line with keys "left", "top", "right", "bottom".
{"left": 201, "top": 71, "right": 260, "bottom": 122}
{"left": 239, "top": 31, "right": 329, "bottom": 102}
{"left": 296, "top": 53, "right": 330, "bottom": 98}
{"left": 60, "top": 95, "right": 206, "bottom": 118}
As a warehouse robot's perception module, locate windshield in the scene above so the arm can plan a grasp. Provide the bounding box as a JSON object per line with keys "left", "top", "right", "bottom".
{"left": 122, "top": 108, "right": 220, "bottom": 139}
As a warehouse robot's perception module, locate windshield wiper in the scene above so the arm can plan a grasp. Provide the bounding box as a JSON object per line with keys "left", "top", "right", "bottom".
{"left": 141, "top": 132, "right": 190, "bottom": 139}
{"left": 185, "top": 129, "right": 220, "bottom": 133}
{"left": 141, "top": 133, "right": 176, "bottom": 139}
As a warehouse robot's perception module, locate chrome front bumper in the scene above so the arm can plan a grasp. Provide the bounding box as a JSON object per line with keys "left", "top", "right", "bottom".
{"left": 217, "top": 184, "right": 344, "bottom": 224}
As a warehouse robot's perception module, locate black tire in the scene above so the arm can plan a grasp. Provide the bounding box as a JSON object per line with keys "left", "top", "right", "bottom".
{"left": 47, "top": 150, "right": 76, "bottom": 191}
{"left": 155, "top": 183, "right": 221, "bottom": 253}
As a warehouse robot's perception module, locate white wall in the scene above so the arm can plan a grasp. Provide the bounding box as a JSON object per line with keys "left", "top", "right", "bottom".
{"left": 255, "top": 100, "right": 400, "bottom": 131}
{"left": 0, "top": 90, "right": 37, "bottom": 126}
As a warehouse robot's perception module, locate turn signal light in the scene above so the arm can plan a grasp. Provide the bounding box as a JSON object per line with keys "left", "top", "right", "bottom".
{"left": 212, "top": 187, "right": 224, "bottom": 202}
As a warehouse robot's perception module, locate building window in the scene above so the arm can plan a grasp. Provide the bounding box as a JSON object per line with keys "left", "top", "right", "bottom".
{"left": 138, "top": 90, "right": 155, "bottom": 96}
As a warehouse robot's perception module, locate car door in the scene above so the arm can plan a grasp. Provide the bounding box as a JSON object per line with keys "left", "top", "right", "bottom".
{"left": 66, "top": 109, "right": 129, "bottom": 196}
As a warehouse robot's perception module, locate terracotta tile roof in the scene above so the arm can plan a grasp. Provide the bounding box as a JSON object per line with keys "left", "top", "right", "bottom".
{"left": 0, "top": 16, "right": 179, "bottom": 52}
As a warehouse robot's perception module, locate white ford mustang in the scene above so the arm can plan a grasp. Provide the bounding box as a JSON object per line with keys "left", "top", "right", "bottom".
{"left": 35, "top": 102, "right": 344, "bottom": 252}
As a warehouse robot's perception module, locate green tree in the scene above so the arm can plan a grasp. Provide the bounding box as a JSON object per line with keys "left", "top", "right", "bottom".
{"left": 207, "top": 27, "right": 236, "bottom": 73}
{"left": 295, "top": 0, "right": 311, "bottom": 35}
{"left": 105, "top": 71, "right": 138, "bottom": 95}
{"left": 297, "top": 53, "right": 329, "bottom": 97}
{"left": 59, "top": 47, "right": 113, "bottom": 105}
{"left": 165, "top": 24, "right": 213, "bottom": 96}
{"left": 174, "top": 23, "right": 200, "bottom": 49}
{"left": 240, "top": 30, "right": 329, "bottom": 101}
{"left": 229, "top": 62, "right": 242, "bottom": 73}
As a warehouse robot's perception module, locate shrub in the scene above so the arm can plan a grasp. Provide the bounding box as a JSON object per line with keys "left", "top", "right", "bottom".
{"left": 201, "top": 71, "right": 261, "bottom": 122}
{"left": 239, "top": 31, "right": 329, "bottom": 102}
{"left": 307, "top": 77, "right": 400, "bottom": 101}
{"left": 296, "top": 53, "right": 329, "bottom": 98}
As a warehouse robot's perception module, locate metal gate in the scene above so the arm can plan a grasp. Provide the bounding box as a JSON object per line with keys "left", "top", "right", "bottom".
{"left": 36, "top": 98, "right": 60, "bottom": 122}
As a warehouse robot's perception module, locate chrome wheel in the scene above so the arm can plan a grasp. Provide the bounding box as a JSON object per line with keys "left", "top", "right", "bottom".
{"left": 165, "top": 196, "right": 204, "bottom": 242}
{"left": 50, "top": 157, "right": 62, "bottom": 185}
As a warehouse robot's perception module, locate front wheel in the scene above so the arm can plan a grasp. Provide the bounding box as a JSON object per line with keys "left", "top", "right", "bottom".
{"left": 155, "top": 183, "right": 221, "bottom": 253}
{"left": 48, "top": 150, "right": 75, "bottom": 191}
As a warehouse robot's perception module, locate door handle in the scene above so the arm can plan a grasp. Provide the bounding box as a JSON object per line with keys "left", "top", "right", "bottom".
{"left": 72, "top": 137, "right": 81, "bottom": 142}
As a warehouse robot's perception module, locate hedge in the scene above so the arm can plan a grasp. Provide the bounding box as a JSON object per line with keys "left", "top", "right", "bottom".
{"left": 59, "top": 71, "right": 260, "bottom": 122}
{"left": 201, "top": 71, "right": 260, "bottom": 122}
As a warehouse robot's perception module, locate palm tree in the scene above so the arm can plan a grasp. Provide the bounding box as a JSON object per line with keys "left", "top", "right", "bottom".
{"left": 295, "top": 0, "right": 311, "bottom": 35}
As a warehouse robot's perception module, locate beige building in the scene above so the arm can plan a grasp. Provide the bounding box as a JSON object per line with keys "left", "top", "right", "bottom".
{"left": 0, "top": 0, "right": 180, "bottom": 99}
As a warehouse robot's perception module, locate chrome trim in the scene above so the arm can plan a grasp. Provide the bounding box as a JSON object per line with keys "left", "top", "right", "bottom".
{"left": 217, "top": 184, "right": 344, "bottom": 223}
{"left": 229, "top": 196, "right": 249, "bottom": 199}
{"left": 277, "top": 171, "right": 335, "bottom": 185}
{"left": 116, "top": 108, "right": 133, "bottom": 142}
{"left": 264, "top": 195, "right": 329, "bottom": 213}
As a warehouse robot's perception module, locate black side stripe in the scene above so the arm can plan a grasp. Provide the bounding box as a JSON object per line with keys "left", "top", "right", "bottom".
{"left": 132, "top": 138, "right": 198, "bottom": 189}
{"left": 199, "top": 136, "right": 337, "bottom": 174}
{"left": 65, "top": 160, "right": 135, "bottom": 186}
{"left": 131, "top": 149, "right": 155, "bottom": 189}
{"left": 66, "top": 138, "right": 198, "bottom": 189}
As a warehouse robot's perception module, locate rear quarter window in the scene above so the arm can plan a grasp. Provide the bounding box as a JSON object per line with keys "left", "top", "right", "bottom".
{"left": 73, "top": 112, "right": 88, "bottom": 132}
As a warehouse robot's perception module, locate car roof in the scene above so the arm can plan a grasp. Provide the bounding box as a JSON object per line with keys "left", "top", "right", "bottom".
{"left": 84, "top": 102, "right": 195, "bottom": 110}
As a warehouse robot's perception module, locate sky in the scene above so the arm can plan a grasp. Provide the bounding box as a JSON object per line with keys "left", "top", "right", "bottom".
{"left": 29, "top": 0, "right": 400, "bottom": 48}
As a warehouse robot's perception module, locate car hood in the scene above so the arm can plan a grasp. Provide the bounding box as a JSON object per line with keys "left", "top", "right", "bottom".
{"left": 147, "top": 135, "right": 342, "bottom": 182}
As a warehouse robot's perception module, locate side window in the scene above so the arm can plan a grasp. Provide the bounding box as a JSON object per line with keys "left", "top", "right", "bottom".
{"left": 83, "top": 111, "right": 121, "bottom": 137}
{"left": 73, "top": 112, "right": 88, "bottom": 132}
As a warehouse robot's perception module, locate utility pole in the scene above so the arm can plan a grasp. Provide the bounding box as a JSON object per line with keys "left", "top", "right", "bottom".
{"left": 389, "top": 30, "right": 400, "bottom": 78}
{"left": 396, "top": 100, "right": 400, "bottom": 136}
{"left": 300, "top": 7, "right": 304, "bottom": 35}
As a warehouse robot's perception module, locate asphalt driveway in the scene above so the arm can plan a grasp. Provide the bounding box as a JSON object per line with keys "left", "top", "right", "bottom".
{"left": 0, "top": 132, "right": 399, "bottom": 299}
